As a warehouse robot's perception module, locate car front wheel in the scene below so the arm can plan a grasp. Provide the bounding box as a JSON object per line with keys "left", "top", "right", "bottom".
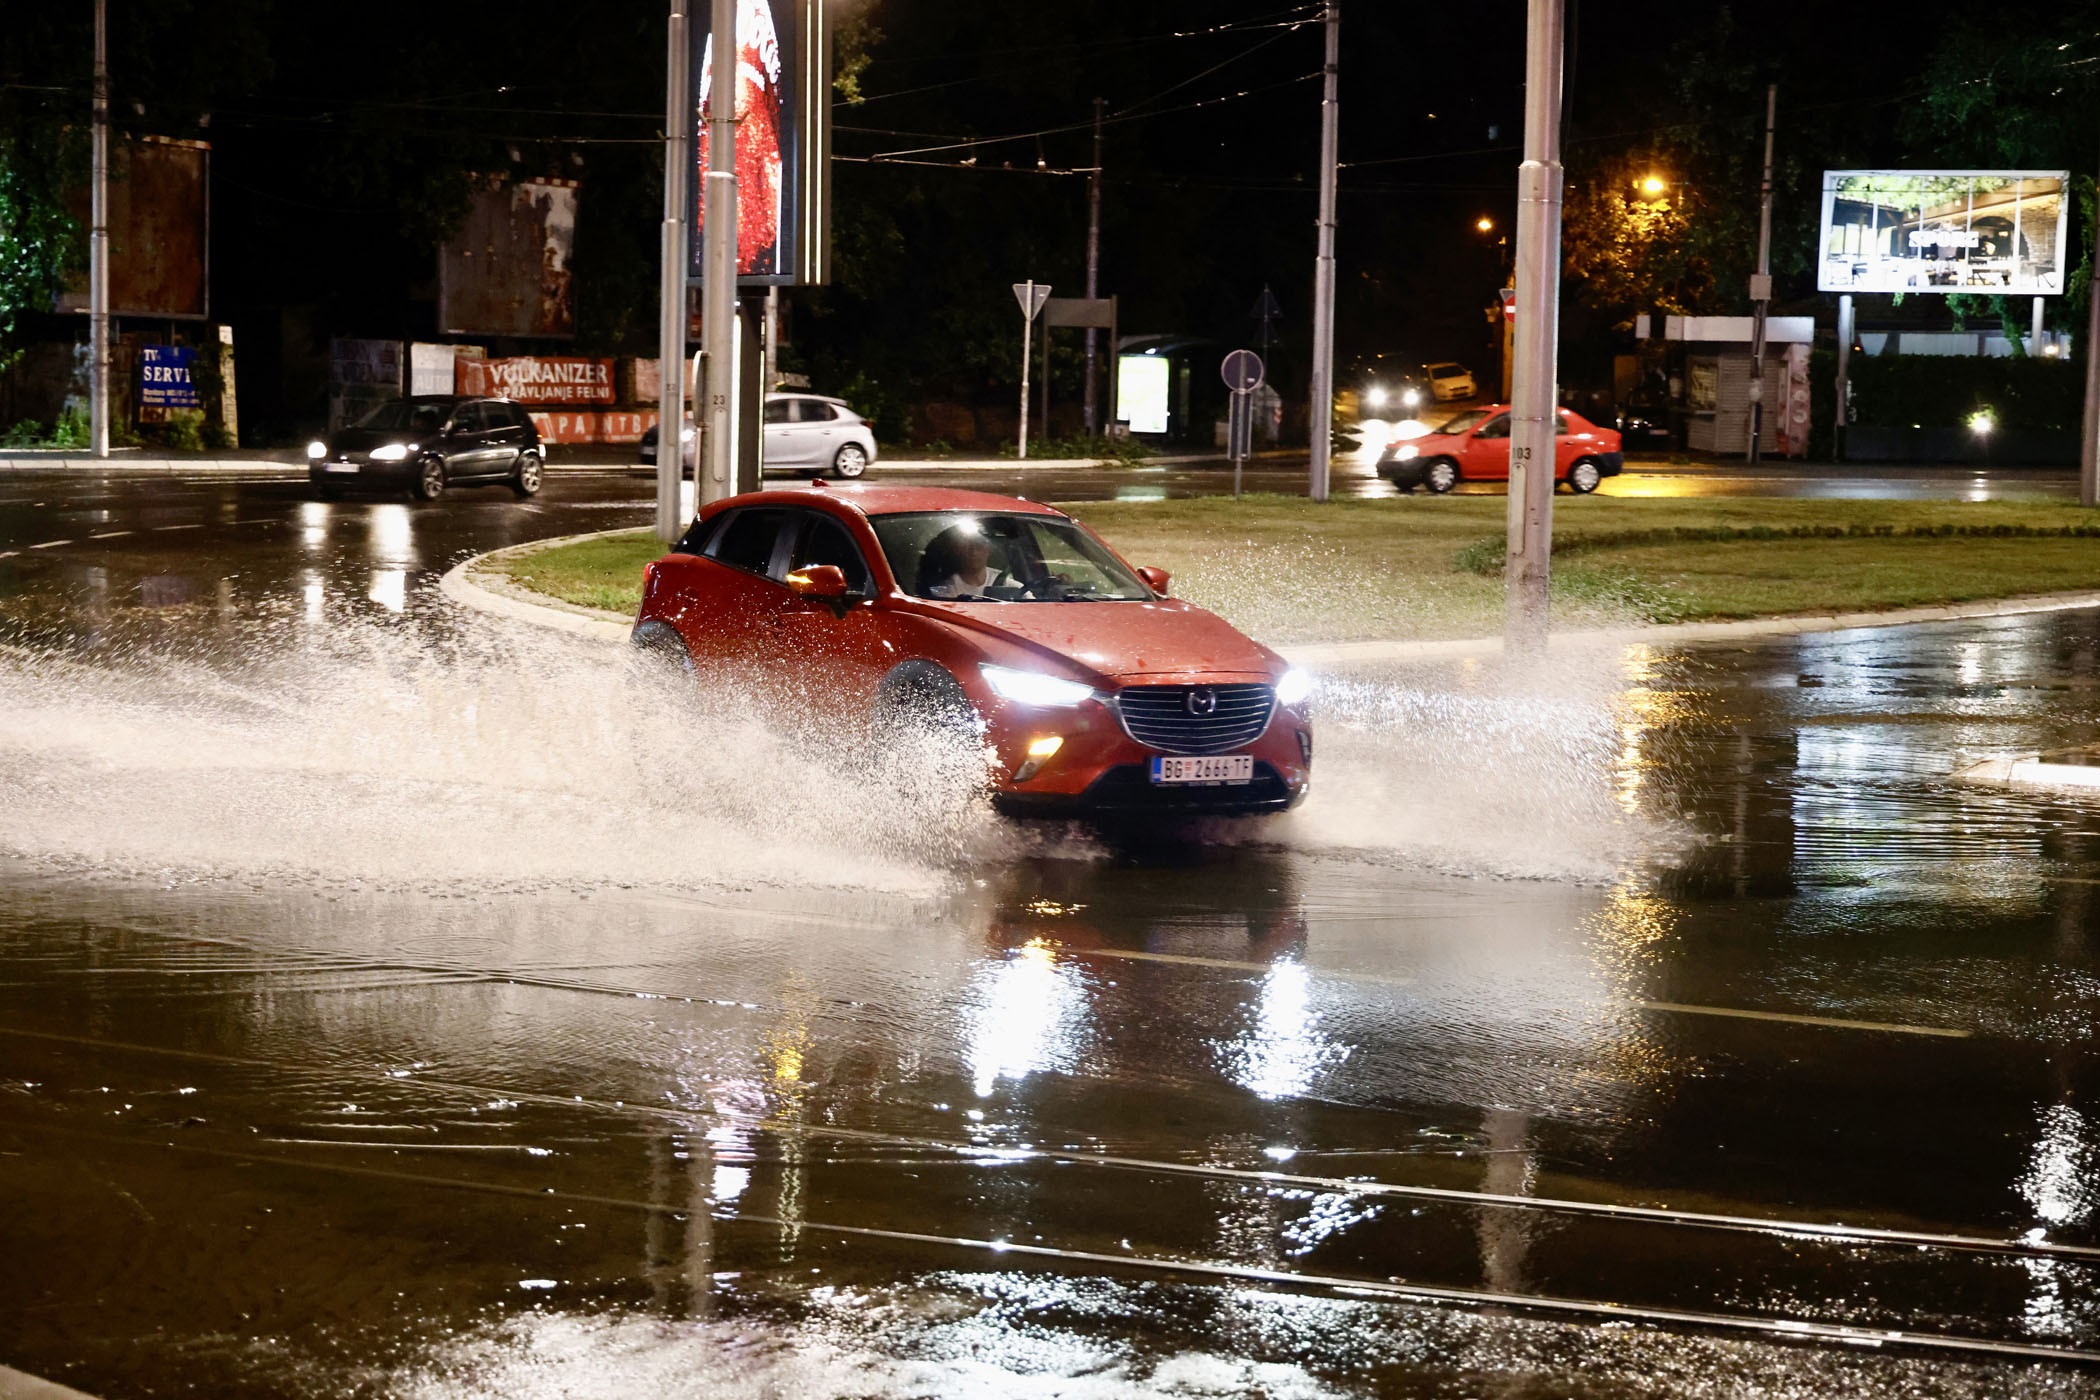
{"left": 512, "top": 452, "right": 544, "bottom": 498}
{"left": 1567, "top": 458, "right": 1603, "bottom": 494}
{"left": 832, "top": 443, "right": 869, "bottom": 479}
{"left": 411, "top": 456, "right": 447, "bottom": 502}
{"left": 1424, "top": 458, "right": 1460, "bottom": 494}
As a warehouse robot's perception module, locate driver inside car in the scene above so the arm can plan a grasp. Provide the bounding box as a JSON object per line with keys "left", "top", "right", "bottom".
{"left": 920, "top": 524, "right": 1018, "bottom": 599}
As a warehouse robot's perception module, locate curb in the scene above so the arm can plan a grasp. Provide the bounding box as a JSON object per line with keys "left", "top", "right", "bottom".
{"left": 438, "top": 530, "right": 637, "bottom": 645}
{"left": 0, "top": 1365, "right": 102, "bottom": 1400}
{"left": 438, "top": 530, "right": 2100, "bottom": 664}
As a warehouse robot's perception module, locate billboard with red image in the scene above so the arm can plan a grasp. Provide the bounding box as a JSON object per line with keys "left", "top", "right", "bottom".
{"left": 689, "top": 0, "right": 830, "bottom": 286}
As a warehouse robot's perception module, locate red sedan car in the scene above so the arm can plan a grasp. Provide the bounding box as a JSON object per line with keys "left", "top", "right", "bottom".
{"left": 631, "top": 485, "right": 1313, "bottom": 817}
{"left": 1379, "top": 404, "right": 1623, "bottom": 494}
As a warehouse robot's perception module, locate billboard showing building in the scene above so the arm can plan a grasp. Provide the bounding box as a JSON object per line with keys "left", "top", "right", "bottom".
{"left": 689, "top": 0, "right": 830, "bottom": 286}
{"left": 439, "top": 178, "right": 579, "bottom": 337}
{"left": 1816, "top": 171, "right": 2067, "bottom": 295}
{"left": 58, "top": 136, "right": 210, "bottom": 319}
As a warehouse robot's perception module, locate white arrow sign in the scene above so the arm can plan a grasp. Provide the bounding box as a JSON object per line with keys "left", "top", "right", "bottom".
{"left": 1013, "top": 281, "right": 1052, "bottom": 321}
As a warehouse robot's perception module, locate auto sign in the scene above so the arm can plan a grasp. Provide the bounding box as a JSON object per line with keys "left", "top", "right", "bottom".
{"left": 138, "top": 345, "right": 201, "bottom": 410}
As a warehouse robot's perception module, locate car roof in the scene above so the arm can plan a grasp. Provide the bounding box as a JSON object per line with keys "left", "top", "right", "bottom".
{"left": 710, "top": 484, "right": 1066, "bottom": 519}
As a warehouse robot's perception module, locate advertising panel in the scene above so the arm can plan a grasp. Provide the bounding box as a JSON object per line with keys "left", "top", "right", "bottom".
{"left": 329, "top": 339, "right": 403, "bottom": 431}
{"left": 454, "top": 356, "right": 614, "bottom": 405}
{"left": 1816, "top": 171, "right": 2068, "bottom": 295}
{"left": 690, "top": 0, "right": 831, "bottom": 286}
{"left": 138, "top": 345, "right": 200, "bottom": 410}
{"left": 438, "top": 179, "right": 579, "bottom": 337}
{"left": 59, "top": 137, "right": 210, "bottom": 319}
{"left": 1118, "top": 355, "right": 1171, "bottom": 436}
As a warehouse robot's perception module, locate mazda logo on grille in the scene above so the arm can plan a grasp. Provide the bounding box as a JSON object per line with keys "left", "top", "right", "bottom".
{"left": 1184, "top": 688, "right": 1218, "bottom": 716}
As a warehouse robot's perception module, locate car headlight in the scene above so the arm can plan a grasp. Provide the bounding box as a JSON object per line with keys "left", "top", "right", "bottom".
{"left": 979, "top": 663, "right": 1095, "bottom": 707}
{"left": 1402, "top": 388, "right": 1421, "bottom": 407}
{"left": 306, "top": 440, "right": 327, "bottom": 460}
{"left": 1393, "top": 444, "right": 1419, "bottom": 460}
{"left": 368, "top": 442, "right": 412, "bottom": 462}
{"left": 680, "top": 427, "right": 696, "bottom": 442}
{"left": 1274, "top": 668, "right": 1313, "bottom": 708}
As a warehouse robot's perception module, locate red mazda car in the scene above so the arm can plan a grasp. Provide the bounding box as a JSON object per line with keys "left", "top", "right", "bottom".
{"left": 631, "top": 484, "right": 1313, "bottom": 816}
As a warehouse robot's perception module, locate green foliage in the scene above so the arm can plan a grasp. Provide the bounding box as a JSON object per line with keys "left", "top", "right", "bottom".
{"left": 1850, "top": 357, "right": 2080, "bottom": 432}
{"left": 833, "top": 10, "right": 883, "bottom": 105}
{"left": 0, "top": 131, "right": 84, "bottom": 350}
{"left": 836, "top": 369, "right": 911, "bottom": 444}
{"left": 50, "top": 404, "right": 88, "bottom": 448}
{"left": 163, "top": 412, "right": 206, "bottom": 452}
{"left": 0, "top": 419, "right": 42, "bottom": 447}
{"left": 1007, "top": 433, "right": 1154, "bottom": 465}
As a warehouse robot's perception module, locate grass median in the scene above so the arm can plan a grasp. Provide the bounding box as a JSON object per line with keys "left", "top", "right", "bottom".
{"left": 487, "top": 494, "right": 2100, "bottom": 645}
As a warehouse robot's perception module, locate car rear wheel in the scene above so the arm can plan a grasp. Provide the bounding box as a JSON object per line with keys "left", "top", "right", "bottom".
{"left": 1567, "top": 458, "right": 1603, "bottom": 494}
{"left": 411, "top": 456, "right": 447, "bottom": 502}
{"left": 511, "top": 452, "right": 544, "bottom": 498}
{"left": 1424, "top": 458, "right": 1460, "bottom": 494}
{"left": 832, "top": 443, "right": 869, "bottom": 479}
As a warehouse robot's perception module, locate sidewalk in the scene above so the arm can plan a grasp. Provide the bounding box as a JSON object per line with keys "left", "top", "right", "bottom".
{"left": 0, "top": 446, "right": 1299, "bottom": 476}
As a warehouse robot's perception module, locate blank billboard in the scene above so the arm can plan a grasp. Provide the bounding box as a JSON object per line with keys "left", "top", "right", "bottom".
{"left": 439, "top": 179, "right": 578, "bottom": 337}
{"left": 1118, "top": 355, "right": 1170, "bottom": 435}
{"left": 1817, "top": 171, "right": 2068, "bottom": 295}
{"left": 59, "top": 137, "right": 209, "bottom": 319}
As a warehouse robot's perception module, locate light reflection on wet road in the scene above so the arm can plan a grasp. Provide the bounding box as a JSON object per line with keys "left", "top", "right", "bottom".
{"left": 0, "top": 472, "right": 2098, "bottom": 1397}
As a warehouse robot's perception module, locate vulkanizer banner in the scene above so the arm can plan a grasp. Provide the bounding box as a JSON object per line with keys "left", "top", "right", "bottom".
{"left": 455, "top": 357, "right": 615, "bottom": 405}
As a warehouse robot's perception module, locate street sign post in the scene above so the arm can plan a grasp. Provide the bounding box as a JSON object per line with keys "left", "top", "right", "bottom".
{"left": 1013, "top": 280, "right": 1052, "bottom": 459}
{"left": 1221, "top": 349, "right": 1266, "bottom": 499}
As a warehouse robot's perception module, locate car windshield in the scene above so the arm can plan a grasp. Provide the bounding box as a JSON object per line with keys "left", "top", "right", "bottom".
{"left": 1431, "top": 409, "right": 1491, "bottom": 434}
{"left": 868, "top": 511, "right": 1152, "bottom": 602}
{"left": 1429, "top": 364, "right": 1466, "bottom": 378}
{"left": 354, "top": 400, "right": 446, "bottom": 433}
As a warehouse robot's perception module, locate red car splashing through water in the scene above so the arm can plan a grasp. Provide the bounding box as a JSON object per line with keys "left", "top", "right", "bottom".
{"left": 631, "top": 485, "right": 1313, "bottom": 817}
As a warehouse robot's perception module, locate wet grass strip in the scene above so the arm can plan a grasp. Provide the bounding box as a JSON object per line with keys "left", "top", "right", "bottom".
{"left": 486, "top": 496, "right": 2100, "bottom": 645}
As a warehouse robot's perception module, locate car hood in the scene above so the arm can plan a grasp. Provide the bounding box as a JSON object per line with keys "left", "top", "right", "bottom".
{"left": 912, "top": 597, "right": 1282, "bottom": 683}
{"left": 330, "top": 429, "right": 421, "bottom": 453}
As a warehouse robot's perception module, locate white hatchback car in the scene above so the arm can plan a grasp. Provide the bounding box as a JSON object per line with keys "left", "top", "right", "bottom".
{"left": 638, "top": 392, "right": 879, "bottom": 479}
{"left": 1422, "top": 362, "right": 1478, "bottom": 402}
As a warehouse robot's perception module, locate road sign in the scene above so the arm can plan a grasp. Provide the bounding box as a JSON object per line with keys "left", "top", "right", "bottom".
{"left": 1013, "top": 282, "right": 1052, "bottom": 321}
{"left": 1220, "top": 349, "right": 1265, "bottom": 393}
{"left": 1498, "top": 286, "right": 1516, "bottom": 321}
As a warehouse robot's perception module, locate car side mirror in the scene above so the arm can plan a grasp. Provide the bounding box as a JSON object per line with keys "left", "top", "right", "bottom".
{"left": 786, "top": 564, "right": 850, "bottom": 600}
{"left": 1137, "top": 565, "right": 1171, "bottom": 596}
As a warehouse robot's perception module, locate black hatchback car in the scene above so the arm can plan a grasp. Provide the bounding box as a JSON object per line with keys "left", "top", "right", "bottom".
{"left": 307, "top": 396, "right": 544, "bottom": 501}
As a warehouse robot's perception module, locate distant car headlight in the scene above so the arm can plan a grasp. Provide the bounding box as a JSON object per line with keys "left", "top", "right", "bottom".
{"left": 1364, "top": 386, "right": 1387, "bottom": 409}
{"left": 306, "top": 440, "right": 327, "bottom": 460}
{"left": 1393, "top": 444, "right": 1419, "bottom": 460}
{"left": 1274, "top": 668, "right": 1313, "bottom": 708}
{"left": 680, "top": 427, "right": 696, "bottom": 442}
{"left": 1402, "top": 388, "right": 1421, "bottom": 407}
{"left": 979, "top": 664, "right": 1095, "bottom": 707}
{"left": 368, "top": 442, "right": 412, "bottom": 462}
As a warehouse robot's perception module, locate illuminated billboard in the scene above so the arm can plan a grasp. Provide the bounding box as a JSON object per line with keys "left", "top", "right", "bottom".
{"left": 1816, "top": 171, "right": 2068, "bottom": 295}
{"left": 1118, "top": 355, "right": 1170, "bottom": 436}
{"left": 690, "top": 0, "right": 831, "bottom": 286}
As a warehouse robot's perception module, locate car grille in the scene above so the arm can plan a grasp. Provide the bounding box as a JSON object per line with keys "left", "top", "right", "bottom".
{"left": 1112, "top": 684, "right": 1275, "bottom": 755}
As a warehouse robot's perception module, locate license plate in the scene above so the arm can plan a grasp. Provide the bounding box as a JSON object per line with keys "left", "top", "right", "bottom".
{"left": 323, "top": 462, "right": 358, "bottom": 473}
{"left": 1150, "top": 754, "right": 1254, "bottom": 786}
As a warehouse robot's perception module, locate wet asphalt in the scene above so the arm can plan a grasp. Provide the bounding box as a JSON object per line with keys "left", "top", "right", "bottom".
{"left": 0, "top": 468, "right": 2097, "bottom": 1398}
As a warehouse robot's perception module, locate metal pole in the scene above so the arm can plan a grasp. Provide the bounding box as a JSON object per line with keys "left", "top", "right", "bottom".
{"left": 1502, "top": 0, "right": 1565, "bottom": 650}
{"left": 1040, "top": 312, "right": 1050, "bottom": 443}
{"left": 655, "top": 0, "right": 690, "bottom": 543}
{"left": 1084, "top": 97, "right": 1104, "bottom": 435}
{"left": 700, "top": 0, "right": 740, "bottom": 508}
{"left": 1835, "top": 293, "right": 1853, "bottom": 461}
{"left": 1018, "top": 278, "right": 1033, "bottom": 460}
{"left": 90, "top": 0, "right": 110, "bottom": 459}
{"left": 2033, "top": 295, "right": 2045, "bottom": 356}
{"left": 1307, "top": 1, "right": 1339, "bottom": 502}
{"left": 764, "top": 285, "right": 779, "bottom": 392}
{"left": 1747, "top": 83, "right": 1775, "bottom": 464}
{"left": 2077, "top": 132, "right": 2098, "bottom": 499}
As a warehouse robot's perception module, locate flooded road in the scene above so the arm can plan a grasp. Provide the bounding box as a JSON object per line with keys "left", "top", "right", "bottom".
{"left": 2, "top": 473, "right": 2099, "bottom": 1397}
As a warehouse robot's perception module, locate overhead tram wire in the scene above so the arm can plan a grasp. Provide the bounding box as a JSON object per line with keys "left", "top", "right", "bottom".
{"left": 858, "top": 26, "right": 1314, "bottom": 162}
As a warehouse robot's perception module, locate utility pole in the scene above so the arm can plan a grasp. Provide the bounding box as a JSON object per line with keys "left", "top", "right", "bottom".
{"left": 1503, "top": 0, "right": 1565, "bottom": 649}
{"left": 1746, "top": 83, "right": 1776, "bottom": 464}
{"left": 654, "top": 0, "right": 690, "bottom": 543}
{"left": 699, "top": 0, "right": 740, "bottom": 509}
{"left": 2083, "top": 143, "right": 2100, "bottom": 506}
{"left": 90, "top": 0, "right": 110, "bottom": 460}
{"left": 1835, "top": 293, "right": 1853, "bottom": 461}
{"left": 1084, "top": 97, "right": 1104, "bottom": 435}
{"left": 1307, "top": 1, "right": 1339, "bottom": 503}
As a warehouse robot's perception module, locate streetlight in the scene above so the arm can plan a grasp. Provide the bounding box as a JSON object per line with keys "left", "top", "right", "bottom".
{"left": 1475, "top": 216, "right": 1495, "bottom": 234}
{"left": 1634, "top": 174, "right": 1668, "bottom": 201}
